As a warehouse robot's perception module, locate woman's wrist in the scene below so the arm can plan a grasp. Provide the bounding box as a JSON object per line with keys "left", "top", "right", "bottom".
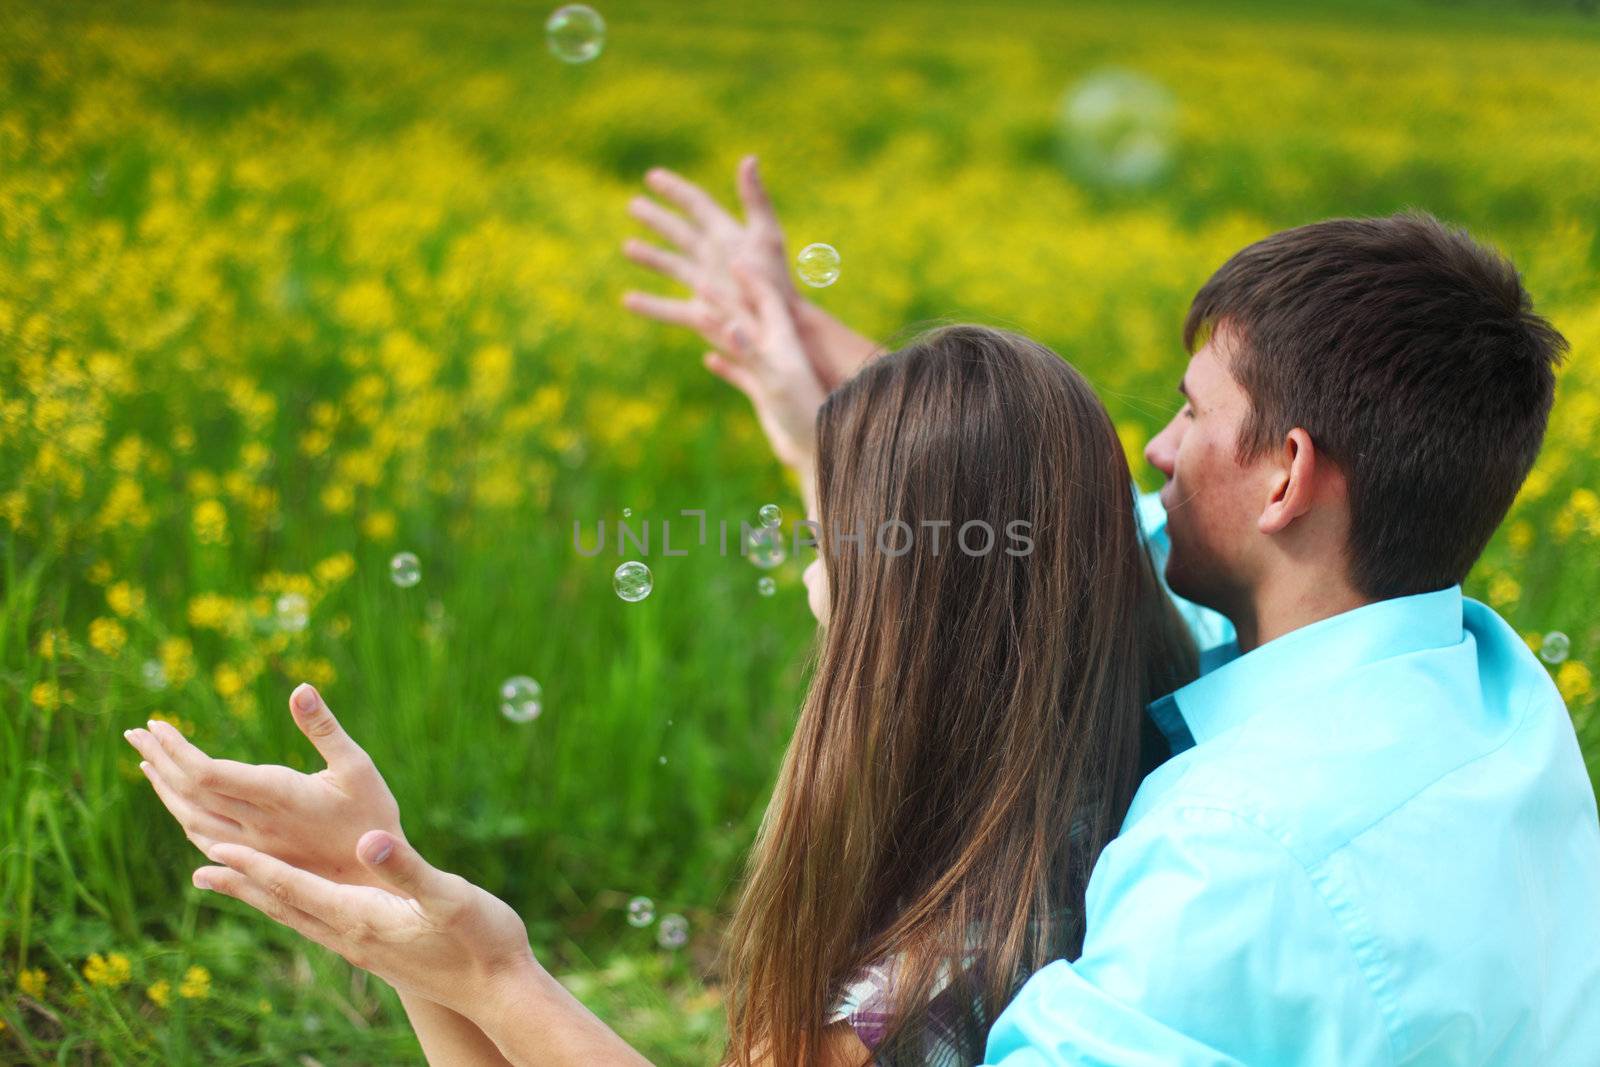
{"left": 477, "top": 954, "right": 650, "bottom": 1066}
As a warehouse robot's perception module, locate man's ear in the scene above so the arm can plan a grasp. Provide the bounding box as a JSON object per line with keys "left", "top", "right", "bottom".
{"left": 1258, "top": 427, "right": 1318, "bottom": 535}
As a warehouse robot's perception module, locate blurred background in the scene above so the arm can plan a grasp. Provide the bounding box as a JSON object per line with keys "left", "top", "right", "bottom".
{"left": 2, "top": 0, "right": 1598, "bottom": 1062}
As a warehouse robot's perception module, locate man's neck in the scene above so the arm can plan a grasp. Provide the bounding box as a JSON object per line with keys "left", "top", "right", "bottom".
{"left": 1230, "top": 574, "right": 1373, "bottom": 654}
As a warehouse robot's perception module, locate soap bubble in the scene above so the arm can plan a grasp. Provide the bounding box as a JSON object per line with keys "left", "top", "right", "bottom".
{"left": 656, "top": 913, "right": 689, "bottom": 949}
{"left": 796, "top": 243, "right": 841, "bottom": 288}
{"left": 275, "top": 592, "right": 309, "bottom": 633}
{"left": 1059, "top": 68, "right": 1177, "bottom": 188}
{"left": 759, "top": 503, "right": 782, "bottom": 528}
{"left": 545, "top": 4, "right": 605, "bottom": 64}
{"left": 499, "top": 676, "right": 543, "bottom": 723}
{"left": 614, "top": 560, "right": 653, "bottom": 602}
{"left": 626, "top": 896, "right": 655, "bottom": 927}
{"left": 743, "top": 526, "right": 787, "bottom": 570}
{"left": 658, "top": 754, "right": 668, "bottom": 765}
{"left": 390, "top": 552, "right": 422, "bottom": 588}
{"left": 141, "top": 659, "right": 168, "bottom": 691}
{"left": 1540, "top": 631, "right": 1571, "bottom": 665}
{"left": 757, "top": 576, "right": 776, "bottom": 597}
{"left": 622, "top": 507, "right": 633, "bottom": 518}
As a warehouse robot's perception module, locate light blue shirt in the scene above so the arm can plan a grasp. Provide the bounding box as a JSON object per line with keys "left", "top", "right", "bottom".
{"left": 985, "top": 491, "right": 1600, "bottom": 1065}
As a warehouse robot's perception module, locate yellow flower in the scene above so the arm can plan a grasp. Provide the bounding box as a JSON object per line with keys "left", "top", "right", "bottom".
{"left": 1486, "top": 573, "right": 1521, "bottom": 609}
{"left": 299, "top": 428, "right": 333, "bottom": 458}
{"left": 213, "top": 663, "right": 245, "bottom": 699}
{"left": 107, "top": 581, "right": 145, "bottom": 618}
{"left": 82, "top": 952, "right": 131, "bottom": 989}
{"left": 257, "top": 997, "right": 273, "bottom": 1015}
{"left": 178, "top": 965, "right": 211, "bottom": 1000}
{"left": 87, "top": 560, "right": 113, "bottom": 585}
{"left": 160, "top": 636, "right": 197, "bottom": 685}
{"left": 1557, "top": 661, "right": 1592, "bottom": 704}
{"left": 361, "top": 509, "right": 397, "bottom": 541}
{"left": 193, "top": 499, "right": 229, "bottom": 545}
{"left": 37, "top": 629, "right": 66, "bottom": 659}
{"left": 146, "top": 979, "right": 170, "bottom": 1007}
{"left": 226, "top": 693, "right": 259, "bottom": 721}
{"left": 18, "top": 967, "right": 47, "bottom": 998}
{"left": 88, "top": 617, "right": 128, "bottom": 657}
{"left": 314, "top": 551, "right": 356, "bottom": 585}
{"left": 1507, "top": 520, "right": 1534, "bottom": 554}
{"left": 320, "top": 482, "right": 354, "bottom": 515}
{"left": 31, "top": 681, "right": 61, "bottom": 711}
{"left": 187, "top": 593, "right": 237, "bottom": 631}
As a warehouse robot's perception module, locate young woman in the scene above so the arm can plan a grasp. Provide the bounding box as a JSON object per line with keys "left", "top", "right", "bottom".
{"left": 128, "top": 312, "right": 1196, "bottom": 1065}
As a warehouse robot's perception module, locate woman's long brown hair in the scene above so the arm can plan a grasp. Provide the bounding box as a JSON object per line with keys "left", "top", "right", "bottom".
{"left": 723, "top": 325, "right": 1198, "bottom": 1066}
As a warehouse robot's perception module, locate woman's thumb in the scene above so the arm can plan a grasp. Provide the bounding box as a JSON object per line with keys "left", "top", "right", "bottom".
{"left": 357, "top": 830, "right": 436, "bottom": 900}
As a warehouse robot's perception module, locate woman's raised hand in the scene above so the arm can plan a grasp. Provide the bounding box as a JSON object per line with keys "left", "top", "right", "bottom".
{"left": 125, "top": 683, "right": 404, "bottom": 890}
{"left": 622, "top": 154, "right": 795, "bottom": 352}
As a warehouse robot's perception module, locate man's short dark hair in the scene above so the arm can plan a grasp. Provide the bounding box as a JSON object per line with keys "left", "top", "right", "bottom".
{"left": 1184, "top": 211, "right": 1567, "bottom": 601}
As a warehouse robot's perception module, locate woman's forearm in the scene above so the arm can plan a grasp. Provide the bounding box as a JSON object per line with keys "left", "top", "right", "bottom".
{"left": 793, "top": 298, "right": 879, "bottom": 390}
{"left": 401, "top": 991, "right": 515, "bottom": 1066}
{"left": 477, "top": 958, "right": 653, "bottom": 1067}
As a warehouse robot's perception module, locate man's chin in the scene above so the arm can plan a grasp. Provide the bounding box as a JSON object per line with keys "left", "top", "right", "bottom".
{"left": 1163, "top": 553, "right": 1211, "bottom": 610}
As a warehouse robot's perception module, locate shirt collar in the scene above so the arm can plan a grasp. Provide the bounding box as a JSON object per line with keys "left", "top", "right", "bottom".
{"left": 1152, "top": 585, "right": 1466, "bottom": 751}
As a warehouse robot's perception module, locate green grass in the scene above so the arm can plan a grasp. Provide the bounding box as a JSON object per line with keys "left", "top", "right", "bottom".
{"left": 2, "top": 0, "right": 1598, "bottom": 1062}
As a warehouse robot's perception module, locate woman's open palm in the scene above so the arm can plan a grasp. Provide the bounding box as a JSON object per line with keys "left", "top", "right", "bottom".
{"left": 126, "top": 683, "right": 404, "bottom": 890}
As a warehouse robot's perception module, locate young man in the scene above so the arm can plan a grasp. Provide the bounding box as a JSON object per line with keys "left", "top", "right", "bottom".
{"left": 621, "top": 164, "right": 1600, "bottom": 1063}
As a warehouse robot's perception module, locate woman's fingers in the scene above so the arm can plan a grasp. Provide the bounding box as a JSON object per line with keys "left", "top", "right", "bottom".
{"left": 621, "top": 238, "right": 698, "bottom": 290}
{"left": 736, "top": 155, "right": 780, "bottom": 234}
{"left": 127, "top": 723, "right": 272, "bottom": 808}
{"left": 202, "top": 843, "right": 357, "bottom": 930}
{"left": 287, "top": 684, "right": 372, "bottom": 774}
{"left": 141, "top": 721, "right": 251, "bottom": 813}
{"left": 626, "top": 195, "right": 697, "bottom": 251}
{"left": 644, "top": 167, "right": 734, "bottom": 233}
{"left": 732, "top": 260, "right": 803, "bottom": 353}
{"left": 137, "top": 761, "right": 235, "bottom": 851}
{"left": 620, "top": 292, "right": 731, "bottom": 350}
{"left": 193, "top": 863, "right": 343, "bottom": 951}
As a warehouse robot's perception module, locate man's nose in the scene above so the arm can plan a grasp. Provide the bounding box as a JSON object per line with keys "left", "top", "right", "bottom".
{"left": 1145, "top": 418, "right": 1180, "bottom": 479}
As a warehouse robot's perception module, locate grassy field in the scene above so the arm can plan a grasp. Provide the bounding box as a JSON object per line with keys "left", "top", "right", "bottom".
{"left": 2, "top": 0, "right": 1599, "bottom": 1062}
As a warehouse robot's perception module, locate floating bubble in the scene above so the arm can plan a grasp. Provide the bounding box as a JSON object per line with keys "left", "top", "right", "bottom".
{"left": 1059, "top": 68, "right": 1177, "bottom": 189}
{"left": 626, "top": 896, "right": 655, "bottom": 927}
{"left": 658, "top": 755, "right": 667, "bottom": 765}
{"left": 796, "top": 243, "right": 841, "bottom": 288}
{"left": 757, "top": 576, "right": 776, "bottom": 597}
{"left": 275, "top": 592, "right": 309, "bottom": 633}
{"left": 1541, "top": 631, "right": 1571, "bottom": 665}
{"left": 614, "top": 560, "right": 653, "bottom": 602}
{"left": 759, "top": 503, "right": 782, "bottom": 528}
{"left": 499, "top": 676, "right": 543, "bottom": 723}
{"left": 743, "top": 526, "right": 787, "bottom": 570}
{"left": 141, "top": 659, "right": 168, "bottom": 691}
{"left": 622, "top": 507, "right": 633, "bottom": 518}
{"left": 390, "top": 552, "right": 422, "bottom": 588}
{"left": 545, "top": 4, "right": 605, "bottom": 64}
{"left": 656, "top": 913, "right": 689, "bottom": 949}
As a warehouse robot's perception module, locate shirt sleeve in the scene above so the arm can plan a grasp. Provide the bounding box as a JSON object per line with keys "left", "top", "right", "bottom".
{"left": 983, "top": 804, "right": 1395, "bottom": 1067}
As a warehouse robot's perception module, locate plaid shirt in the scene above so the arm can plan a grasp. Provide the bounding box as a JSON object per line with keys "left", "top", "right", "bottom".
{"left": 828, "top": 956, "right": 980, "bottom": 1067}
